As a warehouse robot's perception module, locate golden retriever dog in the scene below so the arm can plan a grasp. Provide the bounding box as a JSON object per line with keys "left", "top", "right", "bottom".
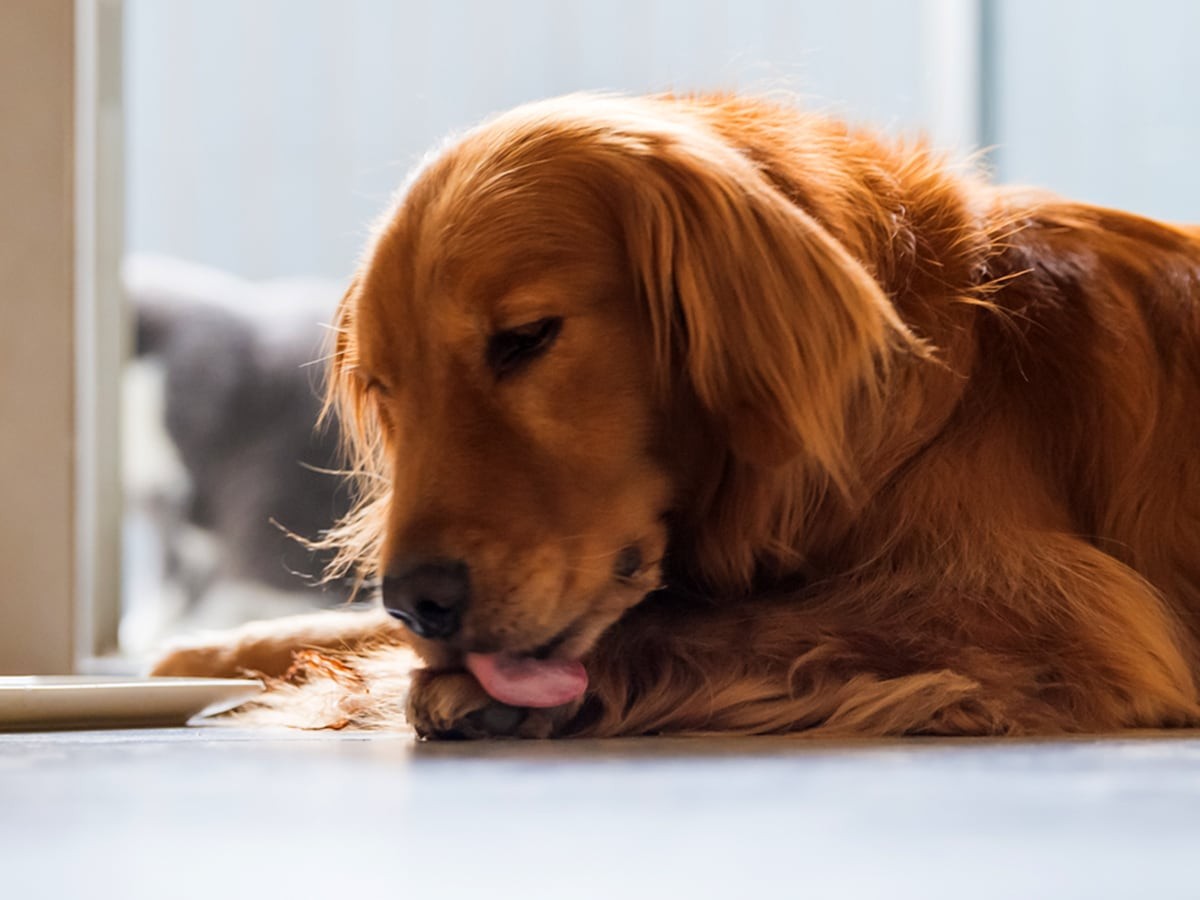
{"left": 154, "top": 93, "right": 1200, "bottom": 740}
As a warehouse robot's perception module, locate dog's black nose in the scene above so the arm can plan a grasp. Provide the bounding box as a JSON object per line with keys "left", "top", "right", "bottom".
{"left": 381, "top": 559, "right": 470, "bottom": 640}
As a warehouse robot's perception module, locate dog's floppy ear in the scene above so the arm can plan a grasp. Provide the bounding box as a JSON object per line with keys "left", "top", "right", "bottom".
{"left": 317, "top": 270, "right": 391, "bottom": 586}
{"left": 618, "top": 124, "right": 908, "bottom": 483}
{"left": 323, "top": 272, "right": 365, "bottom": 429}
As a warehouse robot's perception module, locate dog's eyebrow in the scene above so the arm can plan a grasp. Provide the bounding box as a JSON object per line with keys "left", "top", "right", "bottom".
{"left": 488, "top": 277, "right": 570, "bottom": 325}
{"left": 487, "top": 264, "right": 619, "bottom": 326}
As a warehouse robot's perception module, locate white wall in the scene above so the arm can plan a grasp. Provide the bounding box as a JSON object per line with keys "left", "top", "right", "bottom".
{"left": 124, "top": 0, "right": 937, "bottom": 280}
{"left": 125, "top": 0, "right": 1199, "bottom": 282}
{"left": 989, "top": 0, "right": 1200, "bottom": 223}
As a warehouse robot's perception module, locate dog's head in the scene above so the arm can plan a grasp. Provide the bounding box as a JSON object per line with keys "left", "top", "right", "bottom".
{"left": 325, "top": 95, "right": 903, "bottom": 703}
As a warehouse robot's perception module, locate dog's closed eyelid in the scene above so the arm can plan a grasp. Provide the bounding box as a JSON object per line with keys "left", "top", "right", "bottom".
{"left": 486, "top": 316, "right": 564, "bottom": 379}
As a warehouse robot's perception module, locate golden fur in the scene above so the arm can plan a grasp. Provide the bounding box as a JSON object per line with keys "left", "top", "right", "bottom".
{"left": 155, "top": 93, "right": 1200, "bottom": 739}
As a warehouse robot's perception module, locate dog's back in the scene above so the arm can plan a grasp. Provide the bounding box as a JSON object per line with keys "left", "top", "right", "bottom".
{"left": 977, "top": 199, "right": 1200, "bottom": 642}
{"left": 674, "top": 95, "right": 1200, "bottom": 680}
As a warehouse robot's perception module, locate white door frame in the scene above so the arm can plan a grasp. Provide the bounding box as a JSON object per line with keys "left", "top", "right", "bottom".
{"left": 0, "top": 0, "right": 123, "bottom": 674}
{"left": 74, "top": 0, "right": 126, "bottom": 669}
{"left": 0, "top": 0, "right": 80, "bottom": 673}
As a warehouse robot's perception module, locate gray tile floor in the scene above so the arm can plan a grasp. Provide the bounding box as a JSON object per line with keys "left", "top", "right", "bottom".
{"left": 3, "top": 726, "right": 1199, "bottom": 899}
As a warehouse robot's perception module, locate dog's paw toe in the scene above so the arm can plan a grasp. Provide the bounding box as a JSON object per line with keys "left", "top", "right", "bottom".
{"left": 408, "top": 669, "right": 567, "bottom": 740}
{"left": 433, "top": 703, "right": 528, "bottom": 740}
{"left": 463, "top": 702, "right": 527, "bottom": 736}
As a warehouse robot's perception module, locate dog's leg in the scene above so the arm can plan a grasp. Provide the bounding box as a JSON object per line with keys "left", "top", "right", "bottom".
{"left": 564, "top": 600, "right": 1044, "bottom": 738}
{"left": 563, "top": 536, "right": 1200, "bottom": 738}
{"left": 150, "top": 606, "right": 403, "bottom": 678}
{"left": 400, "top": 602, "right": 1013, "bottom": 740}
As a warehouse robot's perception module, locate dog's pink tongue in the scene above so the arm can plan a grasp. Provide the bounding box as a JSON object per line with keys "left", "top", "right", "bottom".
{"left": 465, "top": 652, "right": 588, "bottom": 709}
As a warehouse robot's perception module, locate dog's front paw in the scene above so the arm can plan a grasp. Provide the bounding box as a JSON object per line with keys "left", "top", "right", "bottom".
{"left": 407, "top": 669, "right": 575, "bottom": 740}
{"left": 149, "top": 633, "right": 297, "bottom": 679}
{"left": 150, "top": 641, "right": 246, "bottom": 679}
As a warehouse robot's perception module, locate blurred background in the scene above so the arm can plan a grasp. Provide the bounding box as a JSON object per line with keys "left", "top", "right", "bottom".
{"left": 115, "top": 0, "right": 1200, "bottom": 657}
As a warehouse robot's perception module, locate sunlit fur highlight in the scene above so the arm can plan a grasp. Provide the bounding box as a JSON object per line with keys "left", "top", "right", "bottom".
{"left": 157, "top": 93, "right": 1200, "bottom": 739}
{"left": 315, "top": 273, "right": 390, "bottom": 590}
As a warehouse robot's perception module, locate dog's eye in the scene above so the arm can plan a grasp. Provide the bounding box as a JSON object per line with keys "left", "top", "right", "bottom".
{"left": 486, "top": 316, "right": 563, "bottom": 378}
